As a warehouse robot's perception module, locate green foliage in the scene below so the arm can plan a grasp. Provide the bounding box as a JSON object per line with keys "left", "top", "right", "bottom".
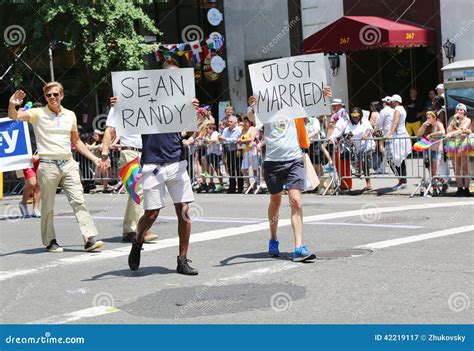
{"left": 33, "top": 0, "right": 161, "bottom": 73}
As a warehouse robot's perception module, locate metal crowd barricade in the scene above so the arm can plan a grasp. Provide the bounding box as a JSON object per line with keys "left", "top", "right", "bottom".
{"left": 73, "top": 146, "right": 121, "bottom": 184}
{"left": 421, "top": 134, "right": 473, "bottom": 197}
{"left": 187, "top": 141, "right": 263, "bottom": 194}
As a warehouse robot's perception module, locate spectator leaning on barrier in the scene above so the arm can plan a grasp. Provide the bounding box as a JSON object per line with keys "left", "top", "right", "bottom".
{"left": 248, "top": 86, "right": 332, "bottom": 262}
{"left": 89, "top": 129, "right": 110, "bottom": 193}
{"left": 387, "top": 94, "right": 411, "bottom": 190}
{"left": 8, "top": 84, "right": 104, "bottom": 253}
{"left": 446, "top": 103, "right": 472, "bottom": 197}
{"left": 203, "top": 124, "right": 224, "bottom": 192}
{"left": 100, "top": 105, "right": 158, "bottom": 243}
{"left": 109, "top": 97, "right": 201, "bottom": 274}
{"left": 239, "top": 116, "right": 257, "bottom": 191}
{"left": 219, "top": 115, "right": 243, "bottom": 193}
{"left": 327, "top": 98, "right": 351, "bottom": 190}
{"left": 432, "top": 95, "right": 450, "bottom": 184}
{"left": 346, "top": 107, "right": 374, "bottom": 191}
{"left": 417, "top": 111, "right": 446, "bottom": 195}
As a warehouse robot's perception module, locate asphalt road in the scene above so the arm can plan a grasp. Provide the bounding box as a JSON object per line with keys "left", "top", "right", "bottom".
{"left": 0, "top": 192, "right": 473, "bottom": 324}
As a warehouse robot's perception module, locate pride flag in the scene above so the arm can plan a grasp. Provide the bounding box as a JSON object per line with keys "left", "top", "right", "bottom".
{"left": 119, "top": 157, "right": 142, "bottom": 204}
{"left": 412, "top": 138, "right": 432, "bottom": 152}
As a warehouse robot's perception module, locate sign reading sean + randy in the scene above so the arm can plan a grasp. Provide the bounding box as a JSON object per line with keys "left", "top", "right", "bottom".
{"left": 249, "top": 53, "right": 328, "bottom": 123}
{"left": 112, "top": 68, "right": 197, "bottom": 135}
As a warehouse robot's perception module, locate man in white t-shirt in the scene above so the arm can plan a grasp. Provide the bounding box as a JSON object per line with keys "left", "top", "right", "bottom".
{"left": 376, "top": 96, "right": 394, "bottom": 135}
{"left": 100, "top": 107, "right": 158, "bottom": 243}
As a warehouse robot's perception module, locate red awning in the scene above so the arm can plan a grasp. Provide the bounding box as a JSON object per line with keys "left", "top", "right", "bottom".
{"left": 304, "top": 16, "right": 435, "bottom": 53}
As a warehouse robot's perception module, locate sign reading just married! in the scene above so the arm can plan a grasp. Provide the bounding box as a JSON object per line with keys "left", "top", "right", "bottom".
{"left": 112, "top": 68, "right": 197, "bottom": 135}
{"left": 249, "top": 54, "right": 328, "bottom": 123}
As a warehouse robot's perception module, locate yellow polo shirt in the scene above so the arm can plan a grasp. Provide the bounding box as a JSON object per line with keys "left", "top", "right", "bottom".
{"left": 27, "top": 106, "right": 78, "bottom": 160}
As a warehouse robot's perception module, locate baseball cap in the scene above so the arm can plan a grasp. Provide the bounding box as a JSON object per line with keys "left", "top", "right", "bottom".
{"left": 436, "top": 83, "right": 444, "bottom": 90}
{"left": 381, "top": 96, "right": 392, "bottom": 103}
{"left": 391, "top": 94, "right": 402, "bottom": 103}
{"left": 456, "top": 103, "right": 467, "bottom": 112}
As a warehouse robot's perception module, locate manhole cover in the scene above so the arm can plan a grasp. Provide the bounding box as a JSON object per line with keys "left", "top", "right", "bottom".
{"left": 316, "top": 248, "right": 372, "bottom": 259}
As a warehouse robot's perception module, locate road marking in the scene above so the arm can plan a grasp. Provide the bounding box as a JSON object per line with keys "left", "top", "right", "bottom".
{"left": 0, "top": 201, "right": 472, "bottom": 282}
{"left": 29, "top": 263, "right": 297, "bottom": 324}
{"left": 29, "top": 306, "right": 119, "bottom": 324}
{"left": 356, "top": 225, "right": 474, "bottom": 250}
{"left": 307, "top": 221, "right": 423, "bottom": 229}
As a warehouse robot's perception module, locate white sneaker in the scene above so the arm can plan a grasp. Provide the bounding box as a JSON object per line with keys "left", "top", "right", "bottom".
{"left": 19, "top": 202, "right": 30, "bottom": 217}
{"left": 32, "top": 208, "right": 41, "bottom": 218}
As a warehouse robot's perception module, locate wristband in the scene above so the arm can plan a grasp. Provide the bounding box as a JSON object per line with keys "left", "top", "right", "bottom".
{"left": 101, "top": 153, "right": 109, "bottom": 159}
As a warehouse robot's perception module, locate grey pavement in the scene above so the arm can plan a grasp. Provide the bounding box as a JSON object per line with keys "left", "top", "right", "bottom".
{"left": 0, "top": 191, "right": 473, "bottom": 324}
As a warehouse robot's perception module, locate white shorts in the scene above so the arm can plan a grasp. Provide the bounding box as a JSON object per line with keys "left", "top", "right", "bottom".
{"left": 141, "top": 160, "right": 194, "bottom": 210}
{"left": 241, "top": 151, "right": 257, "bottom": 170}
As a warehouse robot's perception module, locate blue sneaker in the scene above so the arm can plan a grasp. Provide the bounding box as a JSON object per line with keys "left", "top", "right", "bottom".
{"left": 323, "top": 163, "right": 335, "bottom": 173}
{"left": 292, "top": 245, "right": 316, "bottom": 262}
{"left": 268, "top": 239, "right": 280, "bottom": 257}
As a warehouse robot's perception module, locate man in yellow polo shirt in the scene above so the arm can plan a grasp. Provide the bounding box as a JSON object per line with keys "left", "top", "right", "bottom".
{"left": 8, "top": 82, "right": 104, "bottom": 253}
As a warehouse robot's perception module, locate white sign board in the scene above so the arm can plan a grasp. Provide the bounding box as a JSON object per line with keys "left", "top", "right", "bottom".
{"left": 112, "top": 68, "right": 197, "bottom": 135}
{"left": 249, "top": 54, "right": 328, "bottom": 123}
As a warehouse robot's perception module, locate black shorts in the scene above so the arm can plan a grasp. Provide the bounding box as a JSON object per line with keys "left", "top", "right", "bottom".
{"left": 263, "top": 158, "right": 305, "bottom": 194}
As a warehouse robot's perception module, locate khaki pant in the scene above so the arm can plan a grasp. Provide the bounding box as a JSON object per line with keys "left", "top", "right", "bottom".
{"left": 37, "top": 159, "right": 98, "bottom": 246}
{"left": 119, "top": 150, "right": 144, "bottom": 235}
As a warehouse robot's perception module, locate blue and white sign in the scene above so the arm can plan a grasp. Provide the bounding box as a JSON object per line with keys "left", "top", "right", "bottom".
{"left": 0, "top": 117, "right": 32, "bottom": 172}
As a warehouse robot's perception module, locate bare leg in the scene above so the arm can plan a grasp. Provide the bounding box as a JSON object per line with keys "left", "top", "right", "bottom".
{"left": 175, "top": 203, "right": 192, "bottom": 257}
{"left": 288, "top": 189, "right": 303, "bottom": 249}
{"left": 268, "top": 193, "right": 282, "bottom": 241}
{"left": 136, "top": 209, "right": 160, "bottom": 244}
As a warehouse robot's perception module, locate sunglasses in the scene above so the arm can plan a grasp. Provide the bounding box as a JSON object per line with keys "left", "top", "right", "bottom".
{"left": 45, "top": 93, "right": 60, "bottom": 98}
{"left": 350, "top": 113, "right": 361, "bottom": 117}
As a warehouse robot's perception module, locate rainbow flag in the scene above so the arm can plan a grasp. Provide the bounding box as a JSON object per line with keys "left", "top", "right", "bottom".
{"left": 412, "top": 138, "right": 432, "bottom": 152}
{"left": 119, "top": 157, "right": 142, "bottom": 204}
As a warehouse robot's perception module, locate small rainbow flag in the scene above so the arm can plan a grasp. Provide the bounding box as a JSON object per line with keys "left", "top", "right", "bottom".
{"left": 119, "top": 157, "right": 142, "bottom": 204}
{"left": 412, "top": 138, "right": 432, "bottom": 152}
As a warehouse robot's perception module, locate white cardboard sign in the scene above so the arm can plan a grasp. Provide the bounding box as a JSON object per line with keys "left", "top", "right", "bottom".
{"left": 249, "top": 54, "right": 328, "bottom": 123}
{"left": 112, "top": 68, "right": 197, "bottom": 135}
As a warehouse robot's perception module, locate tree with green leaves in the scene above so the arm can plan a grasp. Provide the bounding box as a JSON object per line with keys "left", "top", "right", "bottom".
{"left": 1, "top": 0, "right": 161, "bottom": 117}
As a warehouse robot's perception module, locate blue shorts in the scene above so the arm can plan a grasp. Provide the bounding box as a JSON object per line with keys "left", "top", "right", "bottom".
{"left": 263, "top": 158, "right": 304, "bottom": 194}
{"left": 423, "top": 150, "right": 442, "bottom": 161}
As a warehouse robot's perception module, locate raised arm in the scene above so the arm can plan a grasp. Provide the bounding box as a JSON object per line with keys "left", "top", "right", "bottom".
{"left": 8, "top": 90, "right": 31, "bottom": 121}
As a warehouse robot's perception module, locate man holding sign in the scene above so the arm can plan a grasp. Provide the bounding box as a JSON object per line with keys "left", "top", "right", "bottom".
{"left": 111, "top": 67, "right": 200, "bottom": 275}
{"left": 248, "top": 54, "right": 331, "bottom": 262}
{"left": 8, "top": 83, "right": 104, "bottom": 253}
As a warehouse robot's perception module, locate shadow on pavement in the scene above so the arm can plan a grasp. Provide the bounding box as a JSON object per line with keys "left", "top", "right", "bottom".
{"left": 82, "top": 266, "right": 175, "bottom": 281}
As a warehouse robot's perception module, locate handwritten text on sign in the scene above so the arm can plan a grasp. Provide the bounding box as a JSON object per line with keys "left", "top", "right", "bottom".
{"left": 249, "top": 54, "right": 328, "bottom": 123}
{"left": 112, "top": 68, "right": 197, "bottom": 135}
